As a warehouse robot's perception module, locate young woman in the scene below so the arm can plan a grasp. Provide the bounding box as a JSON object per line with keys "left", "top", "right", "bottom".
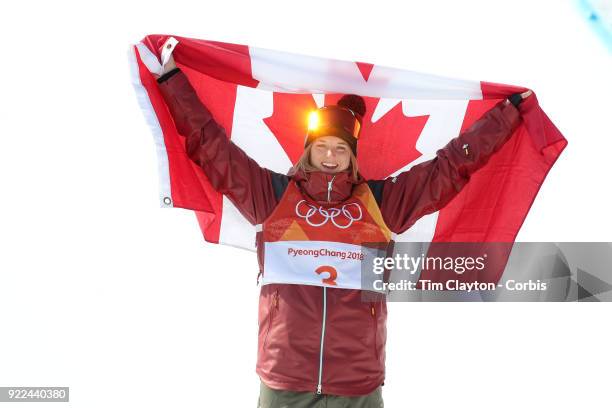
{"left": 154, "top": 53, "right": 530, "bottom": 408}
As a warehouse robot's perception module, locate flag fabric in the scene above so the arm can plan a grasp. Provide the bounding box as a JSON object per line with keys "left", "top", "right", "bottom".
{"left": 128, "top": 34, "right": 567, "bottom": 256}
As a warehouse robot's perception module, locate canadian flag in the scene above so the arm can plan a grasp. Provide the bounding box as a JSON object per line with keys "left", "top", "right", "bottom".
{"left": 129, "top": 34, "right": 567, "bottom": 258}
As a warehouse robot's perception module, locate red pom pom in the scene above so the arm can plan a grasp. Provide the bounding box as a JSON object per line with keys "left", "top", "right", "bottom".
{"left": 337, "top": 94, "right": 366, "bottom": 117}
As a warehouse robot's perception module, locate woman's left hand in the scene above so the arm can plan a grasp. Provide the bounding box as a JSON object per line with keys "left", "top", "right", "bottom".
{"left": 504, "top": 89, "right": 533, "bottom": 107}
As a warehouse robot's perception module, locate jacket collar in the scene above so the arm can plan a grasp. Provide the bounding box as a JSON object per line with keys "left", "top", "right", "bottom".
{"left": 289, "top": 167, "right": 363, "bottom": 205}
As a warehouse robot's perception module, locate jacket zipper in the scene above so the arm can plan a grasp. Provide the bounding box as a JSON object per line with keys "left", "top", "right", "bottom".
{"left": 371, "top": 302, "right": 378, "bottom": 361}
{"left": 316, "top": 286, "right": 327, "bottom": 394}
{"left": 326, "top": 174, "right": 337, "bottom": 203}
{"left": 317, "top": 174, "right": 336, "bottom": 394}
{"left": 263, "top": 289, "right": 279, "bottom": 350}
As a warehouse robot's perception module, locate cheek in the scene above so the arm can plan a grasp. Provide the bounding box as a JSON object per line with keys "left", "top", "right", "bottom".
{"left": 310, "top": 149, "right": 326, "bottom": 166}
{"left": 337, "top": 153, "right": 351, "bottom": 170}
{"left": 309, "top": 149, "right": 319, "bottom": 163}
{"left": 339, "top": 152, "right": 350, "bottom": 165}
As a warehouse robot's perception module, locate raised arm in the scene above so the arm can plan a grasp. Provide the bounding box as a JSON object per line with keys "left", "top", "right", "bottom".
{"left": 156, "top": 66, "right": 285, "bottom": 225}
{"left": 375, "top": 96, "right": 525, "bottom": 234}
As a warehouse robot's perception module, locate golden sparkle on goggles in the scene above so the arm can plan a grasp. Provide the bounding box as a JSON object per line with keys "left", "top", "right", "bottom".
{"left": 307, "top": 111, "right": 320, "bottom": 131}
{"left": 306, "top": 107, "right": 361, "bottom": 139}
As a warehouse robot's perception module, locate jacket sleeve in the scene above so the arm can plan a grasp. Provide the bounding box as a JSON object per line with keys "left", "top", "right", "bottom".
{"left": 378, "top": 99, "right": 522, "bottom": 234}
{"left": 156, "top": 68, "right": 284, "bottom": 225}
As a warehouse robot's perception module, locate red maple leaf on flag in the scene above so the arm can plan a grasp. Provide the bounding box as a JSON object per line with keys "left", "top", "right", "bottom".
{"left": 263, "top": 65, "right": 429, "bottom": 180}
{"left": 263, "top": 93, "right": 318, "bottom": 165}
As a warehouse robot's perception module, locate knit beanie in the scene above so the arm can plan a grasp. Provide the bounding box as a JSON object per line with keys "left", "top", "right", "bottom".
{"left": 304, "top": 94, "right": 366, "bottom": 156}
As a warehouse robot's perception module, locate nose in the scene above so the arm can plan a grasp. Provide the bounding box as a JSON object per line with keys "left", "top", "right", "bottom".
{"left": 326, "top": 149, "right": 334, "bottom": 157}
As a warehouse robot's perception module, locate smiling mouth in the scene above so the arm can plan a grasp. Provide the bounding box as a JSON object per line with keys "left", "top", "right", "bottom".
{"left": 321, "top": 162, "right": 338, "bottom": 170}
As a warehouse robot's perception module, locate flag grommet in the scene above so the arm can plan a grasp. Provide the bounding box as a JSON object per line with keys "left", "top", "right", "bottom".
{"left": 163, "top": 196, "right": 172, "bottom": 206}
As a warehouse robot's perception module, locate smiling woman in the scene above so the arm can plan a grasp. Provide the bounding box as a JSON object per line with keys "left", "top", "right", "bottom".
{"left": 311, "top": 137, "right": 351, "bottom": 172}
{"left": 294, "top": 137, "right": 360, "bottom": 180}
{"left": 151, "top": 45, "right": 529, "bottom": 406}
{"left": 294, "top": 94, "right": 367, "bottom": 180}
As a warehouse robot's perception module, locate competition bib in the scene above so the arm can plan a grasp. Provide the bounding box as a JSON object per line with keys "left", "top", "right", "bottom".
{"left": 260, "top": 181, "right": 392, "bottom": 292}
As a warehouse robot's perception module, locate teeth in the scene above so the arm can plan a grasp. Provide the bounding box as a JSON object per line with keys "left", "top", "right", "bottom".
{"left": 322, "top": 162, "right": 337, "bottom": 168}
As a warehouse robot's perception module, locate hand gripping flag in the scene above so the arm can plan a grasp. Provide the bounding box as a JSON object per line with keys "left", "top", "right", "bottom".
{"left": 128, "top": 34, "right": 567, "bottom": 286}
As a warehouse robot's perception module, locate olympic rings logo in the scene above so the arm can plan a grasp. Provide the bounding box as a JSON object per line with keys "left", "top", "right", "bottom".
{"left": 295, "top": 200, "right": 363, "bottom": 229}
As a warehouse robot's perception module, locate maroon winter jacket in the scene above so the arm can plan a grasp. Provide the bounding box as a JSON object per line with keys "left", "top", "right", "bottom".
{"left": 157, "top": 68, "right": 521, "bottom": 396}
